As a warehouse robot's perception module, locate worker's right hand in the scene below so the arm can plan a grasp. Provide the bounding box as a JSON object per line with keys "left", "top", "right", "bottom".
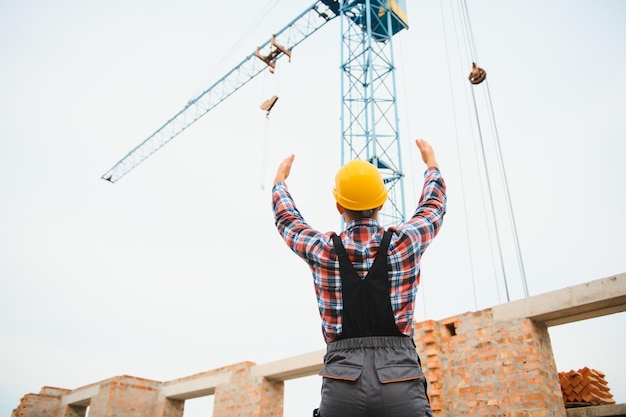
{"left": 273, "top": 154, "right": 295, "bottom": 185}
{"left": 415, "top": 138, "right": 438, "bottom": 168}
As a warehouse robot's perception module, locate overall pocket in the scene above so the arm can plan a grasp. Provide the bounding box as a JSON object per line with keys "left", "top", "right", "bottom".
{"left": 319, "top": 349, "right": 365, "bottom": 381}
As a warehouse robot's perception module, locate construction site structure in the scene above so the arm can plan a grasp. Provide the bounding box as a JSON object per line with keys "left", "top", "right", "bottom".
{"left": 11, "top": 273, "right": 626, "bottom": 417}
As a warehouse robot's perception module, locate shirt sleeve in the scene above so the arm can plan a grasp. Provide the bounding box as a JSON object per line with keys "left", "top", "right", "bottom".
{"left": 394, "top": 167, "right": 447, "bottom": 253}
{"left": 272, "top": 182, "right": 327, "bottom": 263}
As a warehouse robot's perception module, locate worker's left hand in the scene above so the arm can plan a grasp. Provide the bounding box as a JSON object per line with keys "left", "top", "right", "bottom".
{"left": 273, "top": 154, "right": 295, "bottom": 185}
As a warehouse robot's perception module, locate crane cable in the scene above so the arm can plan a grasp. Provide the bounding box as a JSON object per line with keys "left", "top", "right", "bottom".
{"left": 259, "top": 0, "right": 280, "bottom": 190}
{"left": 258, "top": 9, "right": 284, "bottom": 190}
{"left": 204, "top": 0, "right": 283, "bottom": 190}
{"left": 461, "top": 0, "right": 529, "bottom": 299}
{"left": 452, "top": 0, "right": 509, "bottom": 303}
{"left": 396, "top": 32, "right": 430, "bottom": 320}
{"left": 439, "top": 1, "right": 480, "bottom": 311}
{"left": 260, "top": 76, "right": 280, "bottom": 190}
{"left": 456, "top": 0, "right": 529, "bottom": 300}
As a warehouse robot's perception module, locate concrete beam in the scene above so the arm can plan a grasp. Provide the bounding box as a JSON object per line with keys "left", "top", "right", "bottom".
{"left": 161, "top": 373, "right": 231, "bottom": 400}
{"left": 251, "top": 349, "right": 325, "bottom": 381}
{"left": 60, "top": 384, "right": 99, "bottom": 407}
{"left": 492, "top": 273, "right": 626, "bottom": 326}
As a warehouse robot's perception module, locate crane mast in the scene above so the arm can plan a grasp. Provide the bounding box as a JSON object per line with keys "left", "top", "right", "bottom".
{"left": 338, "top": 0, "right": 408, "bottom": 226}
{"left": 102, "top": 0, "right": 409, "bottom": 227}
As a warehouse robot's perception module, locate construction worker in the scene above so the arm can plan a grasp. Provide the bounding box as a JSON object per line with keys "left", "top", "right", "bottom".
{"left": 272, "top": 138, "right": 446, "bottom": 417}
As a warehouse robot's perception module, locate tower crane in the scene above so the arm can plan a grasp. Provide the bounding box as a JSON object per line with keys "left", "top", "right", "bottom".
{"left": 102, "top": 0, "right": 410, "bottom": 227}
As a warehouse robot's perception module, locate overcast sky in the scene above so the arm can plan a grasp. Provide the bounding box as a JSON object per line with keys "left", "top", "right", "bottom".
{"left": 1, "top": 0, "right": 625, "bottom": 415}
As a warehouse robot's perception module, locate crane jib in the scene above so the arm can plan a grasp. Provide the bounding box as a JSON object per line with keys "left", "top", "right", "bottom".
{"left": 101, "top": 0, "right": 339, "bottom": 183}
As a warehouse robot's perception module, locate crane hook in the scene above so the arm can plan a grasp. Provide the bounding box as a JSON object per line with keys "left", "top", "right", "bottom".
{"left": 468, "top": 62, "right": 487, "bottom": 84}
{"left": 260, "top": 95, "right": 279, "bottom": 117}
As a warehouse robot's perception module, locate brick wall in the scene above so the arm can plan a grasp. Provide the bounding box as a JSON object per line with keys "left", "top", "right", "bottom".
{"left": 12, "top": 387, "right": 69, "bottom": 417}
{"left": 414, "top": 308, "right": 566, "bottom": 417}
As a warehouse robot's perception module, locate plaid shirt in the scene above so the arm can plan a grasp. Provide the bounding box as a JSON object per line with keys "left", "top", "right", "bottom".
{"left": 272, "top": 167, "right": 447, "bottom": 343}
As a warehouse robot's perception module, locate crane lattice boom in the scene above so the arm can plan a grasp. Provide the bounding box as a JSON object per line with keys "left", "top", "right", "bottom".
{"left": 102, "top": 0, "right": 340, "bottom": 183}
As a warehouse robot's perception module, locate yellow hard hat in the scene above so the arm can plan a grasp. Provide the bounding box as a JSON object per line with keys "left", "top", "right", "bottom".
{"left": 332, "top": 159, "right": 387, "bottom": 211}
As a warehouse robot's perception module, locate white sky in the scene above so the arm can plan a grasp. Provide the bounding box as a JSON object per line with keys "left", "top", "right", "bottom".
{"left": 1, "top": 0, "right": 625, "bottom": 416}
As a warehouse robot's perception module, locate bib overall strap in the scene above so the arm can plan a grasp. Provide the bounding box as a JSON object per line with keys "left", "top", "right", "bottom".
{"left": 331, "top": 230, "right": 402, "bottom": 339}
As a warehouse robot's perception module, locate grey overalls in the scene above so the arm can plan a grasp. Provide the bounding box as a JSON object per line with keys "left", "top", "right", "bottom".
{"left": 316, "top": 230, "right": 432, "bottom": 417}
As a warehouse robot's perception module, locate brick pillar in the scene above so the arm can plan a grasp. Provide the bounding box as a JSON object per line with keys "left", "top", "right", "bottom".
{"left": 212, "top": 362, "right": 284, "bottom": 417}
{"left": 414, "top": 309, "right": 567, "bottom": 417}
{"left": 11, "top": 387, "right": 69, "bottom": 417}
{"left": 414, "top": 320, "right": 446, "bottom": 413}
{"left": 87, "top": 375, "right": 160, "bottom": 417}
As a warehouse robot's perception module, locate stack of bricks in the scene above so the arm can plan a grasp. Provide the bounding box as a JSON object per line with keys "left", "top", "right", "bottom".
{"left": 559, "top": 368, "right": 615, "bottom": 407}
